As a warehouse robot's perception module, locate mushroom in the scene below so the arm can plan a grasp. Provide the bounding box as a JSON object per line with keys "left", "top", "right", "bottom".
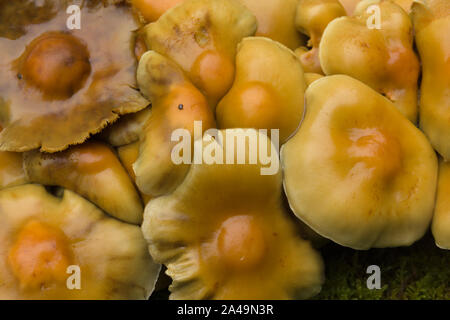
{"left": 0, "top": 1, "right": 148, "bottom": 152}
{"left": 432, "top": 159, "right": 450, "bottom": 250}
{"left": 0, "top": 184, "right": 160, "bottom": 299}
{"left": 394, "top": 0, "right": 414, "bottom": 12}
{"left": 0, "top": 151, "right": 27, "bottom": 189}
{"left": 411, "top": 0, "right": 450, "bottom": 159}
{"left": 239, "top": 0, "right": 306, "bottom": 50}
{"left": 101, "top": 107, "right": 152, "bottom": 147}
{"left": 338, "top": 0, "right": 361, "bottom": 15}
{"left": 319, "top": 0, "right": 420, "bottom": 122}
{"left": 131, "top": 0, "right": 185, "bottom": 22}
{"left": 281, "top": 75, "right": 438, "bottom": 250}
{"left": 23, "top": 141, "right": 143, "bottom": 224}
{"left": 140, "top": 0, "right": 257, "bottom": 107}
{"left": 117, "top": 141, "right": 152, "bottom": 204}
{"left": 134, "top": 51, "right": 216, "bottom": 197}
{"left": 142, "top": 129, "right": 324, "bottom": 299}
{"left": 294, "top": 0, "right": 346, "bottom": 74}
{"left": 216, "top": 37, "right": 306, "bottom": 144}
{"left": 304, "top": 73, "right": 324, "bottom": 87}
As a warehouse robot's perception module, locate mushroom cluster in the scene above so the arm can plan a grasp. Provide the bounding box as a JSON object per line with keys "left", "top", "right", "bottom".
{"left": 0, "top": 0, "right": 448, "bottom": 300}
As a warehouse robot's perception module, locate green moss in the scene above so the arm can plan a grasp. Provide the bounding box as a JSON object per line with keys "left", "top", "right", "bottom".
{"left": 315, "top": 233, "right": 450, "bottom": 300}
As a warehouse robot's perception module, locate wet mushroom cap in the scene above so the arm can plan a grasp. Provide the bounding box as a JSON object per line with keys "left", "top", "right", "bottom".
{"left": 23, "top": 141, "right": 144, "bottom": 224}
{"left": 412, "top": 0, "right": 450, "bottom": 159}
{"left": 141, "top": 0, "right": 257, "bottom": 107}
{"left": 0, "top": 1, "right": 148, "bottom": 152}
{"left": 142, "top": 129, "right": 324, "bottom": 299}
{"left": 281, "top": 75, "right": 438, "bottom": 250}
{"left": 216, "top": 37, "right": 306, "bottom": 144}
{"left": 19, "top": 32, "right": 91, "bottom": 100}
{"left": 319, "top": 0, "right": 420, "bottom": 122}
{"left": 0, "top": 184, "right": 160, "bottom": 299}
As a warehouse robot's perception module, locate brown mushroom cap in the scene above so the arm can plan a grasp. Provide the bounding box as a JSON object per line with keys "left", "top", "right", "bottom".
{"left": 23, "top": 141, "right": 144, "bottom": 224}
{"left": 0, "top": 1, "right": 148, "bottom": 152}
{"left": 0, "top": 184, "right": 160, "bottom": 299}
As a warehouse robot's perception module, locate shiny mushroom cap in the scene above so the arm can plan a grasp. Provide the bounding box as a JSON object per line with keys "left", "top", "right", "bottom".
{"left": 140, "top": 0, "right": 257, "bottom": 107}
{"left": 142, "top": 129, "right": 324, "bottom": 299}
{"left": 0, "top": 1, "right": 148, "bottom": 152}
{"left": 432, "top": 158, "right": 450, "bottom": 250}
{"left": 23, "top": 141, "right": 144, "bottom": 224}
{"left": 281, "top": 75, "right": 438, "bottom": 250}
{"left": 134, "top": 51, "right": 216, "bottom": 197}
{"left": 319, "top": 0, "right": 420, "bottom": 122}
{"left": 412, "top": 0, "right": 450, "bottom": 159}
{"left": 0, "top": 184, "right": 160, "bottom": 299}
{"left": 239, "top": 0, "right": 306, "bottom": 50}
{"left": 216, "top": 37, "right": 306, "bottom": 144}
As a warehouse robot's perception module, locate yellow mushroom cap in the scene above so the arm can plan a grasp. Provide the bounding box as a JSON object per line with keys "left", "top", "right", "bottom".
{"left": 338, "top": 0, "right": 361, "bottom": 15}
{"left": 294, "top": 0, "right": 346, "bottom": 74}
{"left": 304, "top": 73, "right": 324, "bottom": 88}
{"left": 134, "top": 51, "right": 216, "bottom": 197}
{"left": 394, "top": 0, "right": 414, "bottom": 12}
{"left": 0, "top": 1, "right": 148, "bottom": 152}
{"left": 239, "top": 0, "right": 306, "bottom": 50}
{"left": 0, "top": 184, "right": 160, "bottom": 299}
{"left": 319, "top": 0, "right": 420, "bottom": 122}
{"left": 432, "top": 159, "right": 450, "bottom": 250}
{"left": 142, "top": 129, "right": 324, "bottom": 299}
{"left": 23, "top": 141, "right": 144, "bottom": 224}
{"left": 412, "top": 0, "right": 450, "bottom": 159}
{"left": 141, "top": 0, "right": 257, "bottom": 107}
{"left": 216, "top": 37, "right": 306, "bottom": 144}
{"left": 117, "top": 141, "right": 153, "bottom": 204}
{"left": 281, "top": 75, "right": 438, "bottom": 250}
{"left": 131, "top": 0, "right": 185, "bottom": 22}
